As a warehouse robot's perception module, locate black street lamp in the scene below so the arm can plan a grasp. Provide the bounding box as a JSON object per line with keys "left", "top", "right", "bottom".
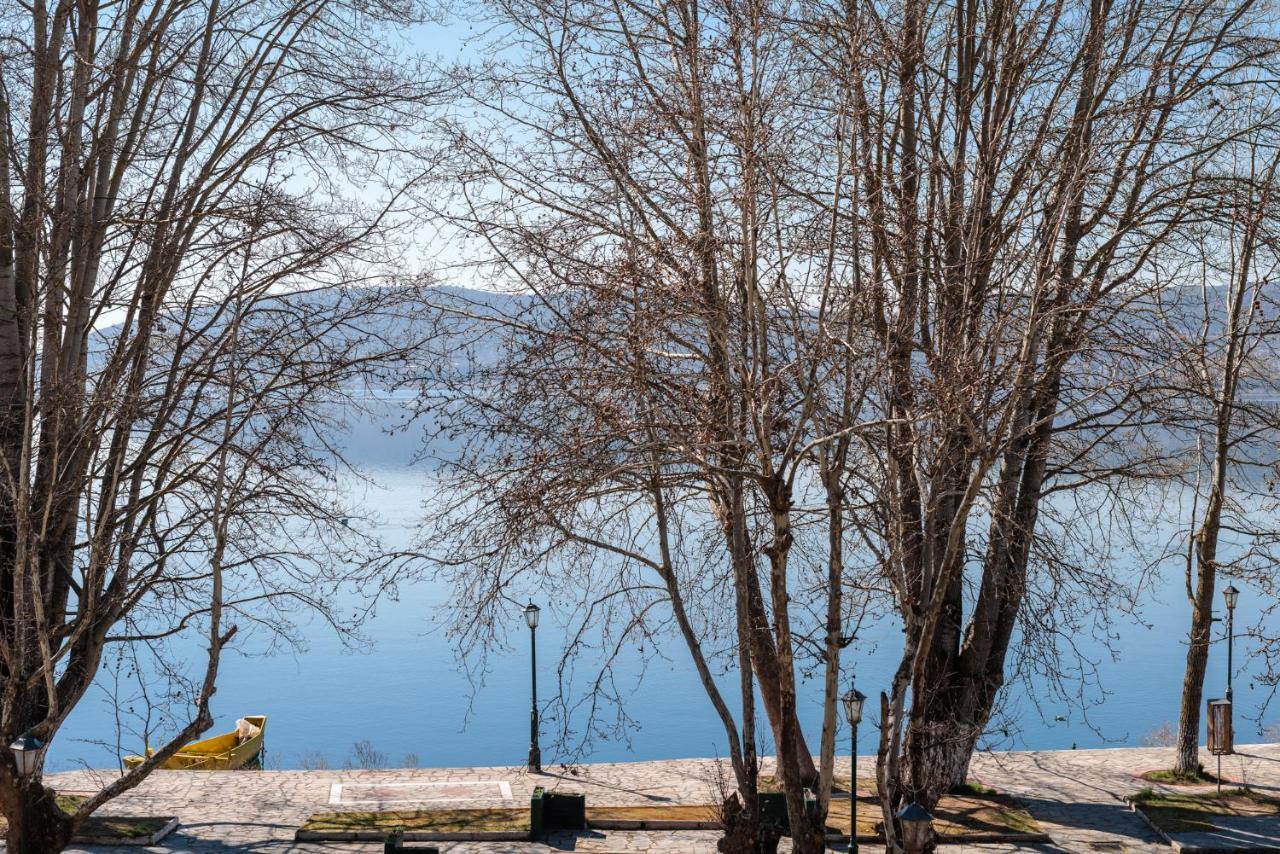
{"left": 524, "top": 602, "right": 542, "bottom": 773}
{"left": 841, "top": 687, "right": 867, "bottom": 851}
{"left": 1223, "top": 584, "right": 1239, "bottom": 702}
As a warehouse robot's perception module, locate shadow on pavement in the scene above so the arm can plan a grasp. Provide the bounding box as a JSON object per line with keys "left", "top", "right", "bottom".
{"left": 531, "top": 769, "right": 674, "bottom": 802}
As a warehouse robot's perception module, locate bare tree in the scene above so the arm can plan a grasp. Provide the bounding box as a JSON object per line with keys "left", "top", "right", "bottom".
{"left": 0, "top": 0, "right": 440, "bottom": 848}
{"left": 412, "top": 2, "right": 886, "bottom": 850}
{"left": 417, "top": 0, "right": 1278, "bottom": 851}
{"left": 1144, "top": 133, "right": 1280, "bottom": 776}
{"left": 814, "top": 0, "right": 1279, "bottom": 843}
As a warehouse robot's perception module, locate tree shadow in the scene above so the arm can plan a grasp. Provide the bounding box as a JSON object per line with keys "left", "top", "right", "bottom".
{"left": 532, "top": 769, "right": 673, "bottom": 802}
{"left": 1235, "top": 750, "right": 1280, "bottom": 765}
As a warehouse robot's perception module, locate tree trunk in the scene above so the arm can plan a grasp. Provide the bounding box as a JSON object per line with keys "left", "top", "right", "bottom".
{"left": 877, "top": 647, "right": 915, "bottom": 854}
{"left": 3, "top": 782, "right": 73, "bottom": 854}
{"left": 761, "top": 480, "right": 824, "bottom": 854}
{"left": 904, "top": 706, "right": 981, "bottom": 805}
{"left": 1175, "top": 554, "right": 1216, "bottom": 775}
{"left": 1175, "top": 613, "right": 1211, "bottom": 774}
{"left": 816, "top": 475, "right": 845, "bottom": 817}
{"left": 728, "top": 481, "right": 760, "bottom": 811}
{"left": 739, "top": 542, "right": 820, "bottom": 786}
{"left": 719, "top": 792, "right": 780, "bottom": 854}
{"left": 1173, "top": 192, "right": 1255, "bottom": 776}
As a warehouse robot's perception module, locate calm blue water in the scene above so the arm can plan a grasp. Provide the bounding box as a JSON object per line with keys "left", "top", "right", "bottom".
{"left": 47, "top": 403, "right": 1273, "bottom": 772}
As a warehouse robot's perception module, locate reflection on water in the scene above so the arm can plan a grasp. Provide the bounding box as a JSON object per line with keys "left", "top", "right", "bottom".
{"left": 49, "top": 404, "right": 1273, "bottom": 771}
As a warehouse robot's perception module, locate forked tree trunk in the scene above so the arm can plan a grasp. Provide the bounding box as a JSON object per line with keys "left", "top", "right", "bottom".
{"left": 904, "top": 708, "right": 982, "bottom": 805}
{"left": 2, "top": 783, "right": 73, "bottom": 854}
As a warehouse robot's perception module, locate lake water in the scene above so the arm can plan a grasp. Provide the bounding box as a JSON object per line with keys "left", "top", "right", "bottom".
{"left": 47, "top": 401, "right": 1274, "bottom": 772}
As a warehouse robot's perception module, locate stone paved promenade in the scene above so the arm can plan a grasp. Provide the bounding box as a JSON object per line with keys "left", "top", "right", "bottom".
{"left": 37, "top": 743, "right": 1280, "bottom": 853}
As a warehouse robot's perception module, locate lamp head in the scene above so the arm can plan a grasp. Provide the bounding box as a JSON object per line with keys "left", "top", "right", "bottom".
{"left": 9, "top": 734, "right": 43, "bottom": 778}
{"left": 896, "top": 801, "right": 934, "bottom": 852}
{"left": 842, "top": 688, "right": 867, "bottom": 725}
{"left": 523, "top": 602, "right": 541, "bottom": 629}
{"left": 1224, "top": 584, "right": 1240, "bottom": 611}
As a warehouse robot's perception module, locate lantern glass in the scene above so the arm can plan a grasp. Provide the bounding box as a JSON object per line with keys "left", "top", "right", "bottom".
{"left": 896, "top": 802, "right": 934, "bottom": 852}
{"left": 524, "top": 602, "right": 541, "bottom": 629}
{"left": 842, "top": 688, "right": 867, "bottom": 725}
{"left": 1224, "top": 585, "right": 1239, "bottom": 611}
{"left": 9, "top": 735, "right": 43, "bottom": 778}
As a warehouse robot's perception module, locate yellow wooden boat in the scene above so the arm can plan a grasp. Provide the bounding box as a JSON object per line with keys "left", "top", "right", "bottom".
{"left": 123, "top": 716, "right": 266, "bottom": 770}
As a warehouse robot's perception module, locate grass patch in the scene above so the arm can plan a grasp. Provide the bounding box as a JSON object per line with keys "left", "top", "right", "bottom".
{"left": 758, "top": 775, "right": 872, "bottom": 794}
{"left": 1139, "top": 768, "right": 1225, "bottom": 786}
{"left": 824, "top": 789, "right": 1041, "bottom": 840}
{"left": 586, "top": 805, "right": 718, "bottom": 822}
{"left": 301, "top": 808, "right": 529, "bottom": 835}
{"left": 915, "top": 791, "right": 1041, "bottom": 839}
{"left": 0, "top": 794, "right": 171, "bottom": 841}
{"left": 55, "top": 795, "right": 86, "bottom": 813}
{"left": 951, "top": 781, "right": 997, "bottom": 796}
{"left": 755, "top": 776, "right": 1041, "bottom": 840}
{"left": 823, "top": 794, "right": 883, "bottom": 837}
{"left": 77, "top": 815, "right": 173, "bottom": 839}
{"left": 1131, "top": 788, "right": 1280, "bottom": 835}
{"left": 942, "top": 799, "right": 1041, "bottom": 837}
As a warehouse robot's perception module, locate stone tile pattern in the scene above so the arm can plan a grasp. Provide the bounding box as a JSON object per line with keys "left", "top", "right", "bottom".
{"left": 34, "top": 743, "right": 1280, "bottom": 853}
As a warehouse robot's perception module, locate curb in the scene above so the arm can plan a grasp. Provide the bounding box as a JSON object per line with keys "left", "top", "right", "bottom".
{"left": 587, "top": 818, "right": 721, "bottom": 830}
{"left": 1127, "top": 797, "right": 1180, "bottom": 849}
{"left": 296, "top": 828, "right": 530, "bottom": 842}
{"left": 1122, "top": 797, "right": 1274, "bottom": 853}
{"left": 74, "top": 816, "right": 179, "bottom": 847}
{"left": 937, "top": 831, "right": 1054, "bottom": 845}
{"left": 817, "top": 832, "right": 1053, "bottom": 845}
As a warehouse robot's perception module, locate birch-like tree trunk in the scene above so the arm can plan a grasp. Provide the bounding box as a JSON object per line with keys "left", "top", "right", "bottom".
{"left": 1171, "top": 150, "right": 1280, "bottom": 776}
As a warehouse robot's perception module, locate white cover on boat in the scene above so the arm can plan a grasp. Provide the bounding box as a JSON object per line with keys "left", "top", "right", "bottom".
{"left": 235, "top": 718, "right": 262, "bottom": 743}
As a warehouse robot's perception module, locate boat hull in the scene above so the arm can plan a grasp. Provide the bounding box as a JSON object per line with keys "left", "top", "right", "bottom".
{"left": 123, "top": 715, "right": 266, "bottom": 771}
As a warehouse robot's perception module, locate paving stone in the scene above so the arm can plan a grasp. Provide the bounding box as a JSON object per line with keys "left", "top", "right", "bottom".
{"left": 28, "top": 743, "right": 1280, "bottom": 852}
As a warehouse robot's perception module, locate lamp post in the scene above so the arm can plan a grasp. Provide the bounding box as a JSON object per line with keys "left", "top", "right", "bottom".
{"left": 524, "top": 602, "right": 542, "bottom": 773}
{"left": 896, "top": 802, "right": 935, "bottom": 854}
{"left": 841, "top": 687, "right": 866, "bottom": 851}
{"left": 1223, "top": 584, "right": 1239, "bottom": 702}
{"left": 9, "top": 734, "right": 43, "bottom": 779}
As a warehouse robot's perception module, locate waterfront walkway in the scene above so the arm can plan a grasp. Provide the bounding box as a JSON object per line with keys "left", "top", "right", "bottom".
{"left": 43, "top": 743, "right": 1280, "bottom": 852}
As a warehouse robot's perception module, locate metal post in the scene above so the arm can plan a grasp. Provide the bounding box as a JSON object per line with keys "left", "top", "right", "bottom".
{"left": 850, "top": 718, "right": 858, "bottom": 852}
{"left": 1226, "top": 604, "right": 1234, "bottom": 703}
{"left": 528, "top": 622, "right": 541, "bottom": 773}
